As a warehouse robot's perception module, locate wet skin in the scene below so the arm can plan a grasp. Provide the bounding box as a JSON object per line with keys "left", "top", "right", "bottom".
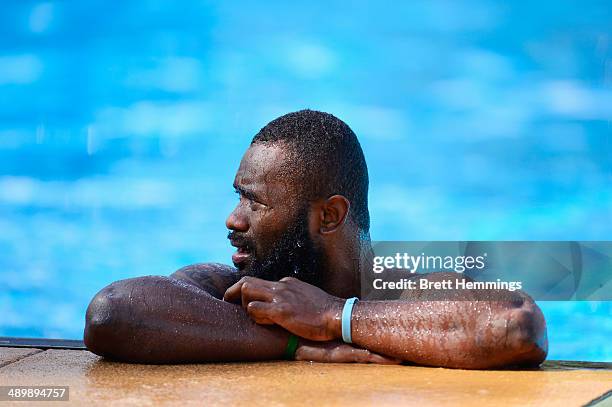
{"left": 227, "top": 143, "right": 295, "bottom": 272}
{"left": 84, "top": 142, "right": 548, "bottom": 367}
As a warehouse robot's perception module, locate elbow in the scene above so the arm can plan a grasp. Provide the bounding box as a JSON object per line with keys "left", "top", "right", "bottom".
{"left": 502, "top": 302, "right": 548, "bottom": 366}
{"left": 84, "top": 283, "right": 126, "bottom": 358}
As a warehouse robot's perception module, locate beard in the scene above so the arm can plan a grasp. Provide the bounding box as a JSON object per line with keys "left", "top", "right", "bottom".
{"left": 229, "top": 207, "right": 325, "bottom": 286}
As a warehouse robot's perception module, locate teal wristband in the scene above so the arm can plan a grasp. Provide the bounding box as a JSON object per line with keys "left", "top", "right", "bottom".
{"left": 284, "top": 334, "right": 299, "bottom": 360}
{"left": 341, "top": 297, "right": 358, "bottom": 343}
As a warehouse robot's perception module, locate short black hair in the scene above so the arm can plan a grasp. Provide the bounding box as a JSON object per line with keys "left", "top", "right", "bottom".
{"left": 252, "top": 109, "right": 370, "bottom": 233}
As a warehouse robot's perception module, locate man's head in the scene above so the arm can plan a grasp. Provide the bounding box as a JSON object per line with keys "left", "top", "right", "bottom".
{"left": 226, "top": 109, "right": 369, "bottom": 287}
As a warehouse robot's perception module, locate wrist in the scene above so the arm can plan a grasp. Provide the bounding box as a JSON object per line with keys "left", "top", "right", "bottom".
{"left": 340, "top": 297, "right": 359, "bottom": 343}
{"left": 325, "top": 297, "right": 344, "bottom": 340}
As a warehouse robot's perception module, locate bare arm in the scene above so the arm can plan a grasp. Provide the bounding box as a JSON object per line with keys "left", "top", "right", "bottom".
{"left": 84, "top": 263, "right": 396, "bottom": 364}
{"left": 348, "top": 288, "right": 547, "bottom": 368}
{"left": 84, "top": 263, "right": 290, "bottom": 363}
{"left": 224, "top": 273, "right": 548, "bottom": 369}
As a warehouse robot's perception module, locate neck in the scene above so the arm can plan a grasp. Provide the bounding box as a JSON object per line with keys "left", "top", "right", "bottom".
{"left": 321, "top": 229, "right": 373, "bottom": 299}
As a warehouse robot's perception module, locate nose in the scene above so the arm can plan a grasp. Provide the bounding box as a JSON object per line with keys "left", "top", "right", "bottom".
{"left": 226, "top": 203, "right": 249, "bottom": 232}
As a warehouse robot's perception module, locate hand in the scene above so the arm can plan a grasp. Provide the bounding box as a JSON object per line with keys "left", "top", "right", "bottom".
{"left": 223, "top": 276, "right": 344, "bottom": 341}
{"left": 295, "top": 340, "right": 401, "bottom": 364}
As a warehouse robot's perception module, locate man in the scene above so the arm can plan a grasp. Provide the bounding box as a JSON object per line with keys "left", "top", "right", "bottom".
{"left": 84, "top": 110, "right": 547, "bottom": 368}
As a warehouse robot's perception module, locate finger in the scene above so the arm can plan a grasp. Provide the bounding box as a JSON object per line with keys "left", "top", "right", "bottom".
{"left": 223, "top": 278, "right": 247, "bottom": 302}
{"left": 365, "top": 352, "right": 402, "bottom": 365}
{"left": 295, "top": 345, "right": 327, "bottom": 362}
{"left": 223, "top": 277, "right": 275, "bottom": 303}
{"left": 330, "top": 345, "right": 401, "bottom": 365}
{"left": 345, "top": 347, "right": 401, "bottom": 365}
{"left": 240, "top": 280, "right": 275, "bottom": 307}
{"left": 246, "top": 301, "right": 275, "bottom": 325}
{"left": 347, "top": 348, "right": 374, "bottom": 363}
{"left": 298, "top": 343, "right": 357, "bottom": 363}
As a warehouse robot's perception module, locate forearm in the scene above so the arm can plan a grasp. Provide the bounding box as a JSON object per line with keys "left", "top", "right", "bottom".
{"left": 348, "top": 297, "right": 548, "bottom": 369}
{"left": 84, "top": 276, "right": 289, "bottom": 363}
{"left": 218, "top": 274, "right": 548, "bottom": 369}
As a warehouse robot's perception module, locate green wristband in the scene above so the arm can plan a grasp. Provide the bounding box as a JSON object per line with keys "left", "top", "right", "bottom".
{"left": 284, "top": 334, "right": 299, "bottom": 360}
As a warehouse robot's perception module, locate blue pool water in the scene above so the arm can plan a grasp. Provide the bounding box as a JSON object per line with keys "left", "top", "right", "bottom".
{"left": 0, "top": 1, "right": 610, "bottom": 361}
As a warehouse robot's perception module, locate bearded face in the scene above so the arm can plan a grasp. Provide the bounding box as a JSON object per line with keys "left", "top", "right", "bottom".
{"left": 226, "top": 143, "right": 326, "bottom": 287}
{"left": 228, "top": 205, "right": 325, "bottom": 286}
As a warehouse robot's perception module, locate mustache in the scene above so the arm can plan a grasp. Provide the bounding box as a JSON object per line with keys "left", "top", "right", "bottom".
{"left": 227, "top": 231, "right": 255, "bottom": 250}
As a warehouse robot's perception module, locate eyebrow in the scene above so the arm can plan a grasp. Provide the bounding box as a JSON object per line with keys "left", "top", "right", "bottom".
{"left": 233, "top": 184, "right": 262, "bottom": 202}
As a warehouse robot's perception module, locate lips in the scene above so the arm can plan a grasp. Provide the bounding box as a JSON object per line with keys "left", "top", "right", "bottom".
{"left": 229, "top": 236, "right": 254, "bottom": 267}
{"left": 231, "top": 246, "right": 252, "bottom": 266}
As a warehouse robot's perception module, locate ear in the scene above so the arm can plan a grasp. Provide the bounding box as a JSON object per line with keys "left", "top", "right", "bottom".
{"left": 319, "top": 195, "right": 350, "bottom": 234}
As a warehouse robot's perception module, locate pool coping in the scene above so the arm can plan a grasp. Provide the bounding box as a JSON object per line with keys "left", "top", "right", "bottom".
{"left": 1, "top": 345, "right": 611, "bottom": 406}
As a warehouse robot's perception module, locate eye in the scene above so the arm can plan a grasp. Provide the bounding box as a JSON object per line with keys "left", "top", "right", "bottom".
{"left": 249, "top": 199, "right": 263, "bottom": 211}
{"left": 234, "top": 188, "right": 265, "bottom": 210}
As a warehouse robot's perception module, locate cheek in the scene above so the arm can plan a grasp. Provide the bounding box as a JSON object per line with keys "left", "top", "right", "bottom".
{"left": 251, "top": 208, "right": 291, "bottom": 245}
{"left": 306, "top": 207, "right": 321, "bottom": 237}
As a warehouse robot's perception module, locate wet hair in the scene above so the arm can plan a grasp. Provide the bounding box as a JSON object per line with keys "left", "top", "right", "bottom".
{"left": 251, "top": 109, "right": 370, "bottom": 233}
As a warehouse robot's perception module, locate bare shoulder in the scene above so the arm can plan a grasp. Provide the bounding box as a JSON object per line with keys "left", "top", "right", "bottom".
{"left": 170, "top": 263, "right": 241, "bottom": 299}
